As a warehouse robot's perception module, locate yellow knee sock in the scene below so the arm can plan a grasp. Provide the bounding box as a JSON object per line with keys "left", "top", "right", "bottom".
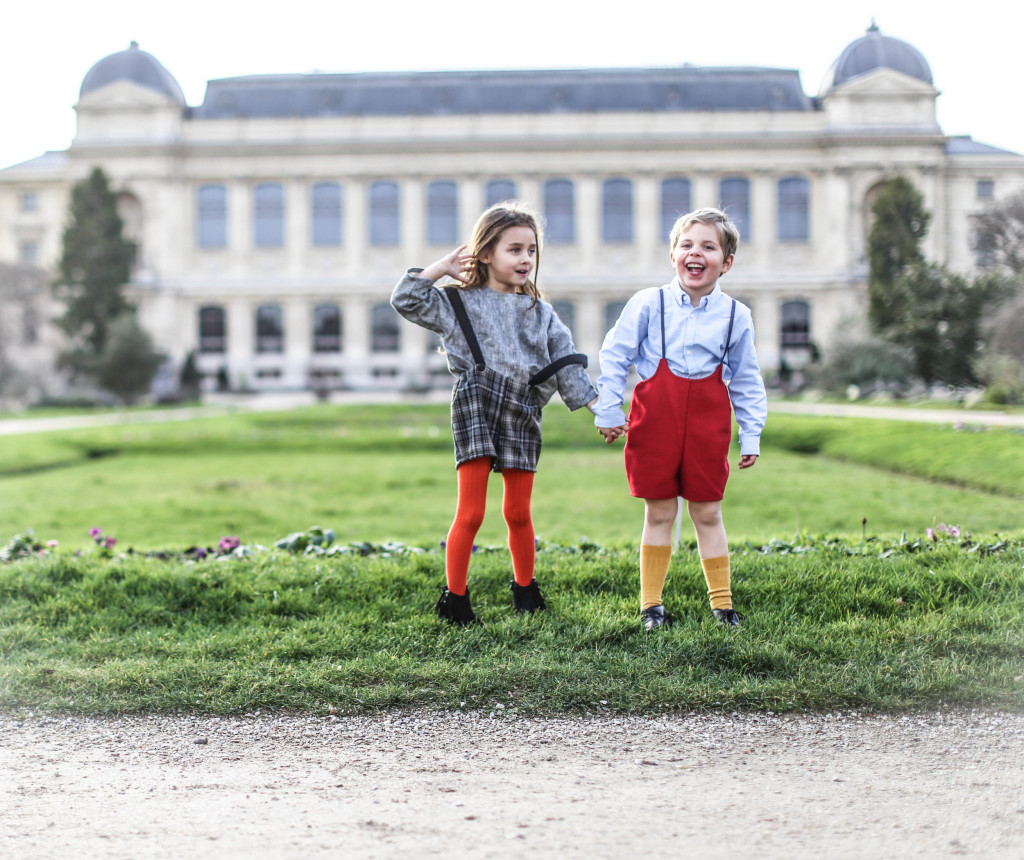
{"left": 640, "top": 545, "right": 673, "bottom": 610}
{"left": 701, "top": 555, "right": 732, "bottom": 610}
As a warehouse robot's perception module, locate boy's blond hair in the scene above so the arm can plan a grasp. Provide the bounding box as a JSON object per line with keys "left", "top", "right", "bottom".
{"left": 669, "top": 207, "right": 740, "bottom": 260}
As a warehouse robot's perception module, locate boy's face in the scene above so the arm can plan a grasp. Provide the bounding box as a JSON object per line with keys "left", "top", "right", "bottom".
{"left": 670, "top": 222, "right": 734, "bottom": 301}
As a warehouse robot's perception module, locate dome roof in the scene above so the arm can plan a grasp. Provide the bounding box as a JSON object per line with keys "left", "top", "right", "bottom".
{"left": 822, "top": 23, "right": 932, "bottom": 93}
{"left": 79, "top": 42, "right": 186, "bottom": 104}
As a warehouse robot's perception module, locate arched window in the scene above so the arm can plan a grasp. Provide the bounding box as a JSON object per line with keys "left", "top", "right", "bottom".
{"left": 311, "top": 182, "right": 343, "bottom": 247}
{"left": 602, "top": 179, "right": 633, "bottom": 243}
{"left": 198, "top": 306, "right": 226, "bottom": 353}
{"left": 550, "top": 300, "right": 576, "bottom": 336}
{"left": 256, "top": 304, "right": 284, "bottom": 353}
{"left": 544, "top": 179, "right": 575, "bottom": 244}
{"left": 369, "top": 181, "right": 401, "bottom": 246}
{"left": 371, "top": 302, "right": 400, "bottom": 352}
{"left": 197, "top": 184, "right": 227, "bottom": 249}
{"left": 719, "top": 177, "right": 750, "bottom": 240}
{"left": 485, "top": 179, "right": 517, "bottom": 208}
{"left": 778, "top": 176, "right": 810, "bottom": 241}
{"left": 313, "top": 304, "right": 342, "bottom": 352}
{"left": 661, "top": 178, "right": 692, "bottom": 241}
{"left": 427, "top": 181, "right": 459, "bottom": 245}
{"left": 254, "top": 183, "right": 285, "bottom": 248}
{"left": 781, "top": 300, "right": 811, "bottom": 349}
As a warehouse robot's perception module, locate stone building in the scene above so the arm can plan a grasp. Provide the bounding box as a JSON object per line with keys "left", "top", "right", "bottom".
{"left": 1, "top": 24, "right": 1022, "bottom": 396}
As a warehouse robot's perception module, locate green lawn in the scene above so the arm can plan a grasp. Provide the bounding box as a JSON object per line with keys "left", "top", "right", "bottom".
{"left": 2, "top": 403, "right": 1021, "bottom": 717}
{"left": 1, "top": 404, "right": 1021, "bottom": 551}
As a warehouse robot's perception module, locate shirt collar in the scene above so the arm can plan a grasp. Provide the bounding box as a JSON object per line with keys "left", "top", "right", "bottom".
{"left": 670, "top": 278, "right": 722, "bottom": 309}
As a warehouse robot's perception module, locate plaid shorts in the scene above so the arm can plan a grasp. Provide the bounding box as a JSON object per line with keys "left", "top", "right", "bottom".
{"left": 451, "top": 366, "right": 542, "bottom": 472}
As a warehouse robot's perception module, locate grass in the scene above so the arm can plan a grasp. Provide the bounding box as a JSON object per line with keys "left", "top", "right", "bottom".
{"left": 1, "top": 536, "right": 1020, "bottom": 715}
{"left": 1, "top": 403, "right": 1022, "bottom": 550}
{"left": 1, "top": 402, "right": 1021, "bottom": 716}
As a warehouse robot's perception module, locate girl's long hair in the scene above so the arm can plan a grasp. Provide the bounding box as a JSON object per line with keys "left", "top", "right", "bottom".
{"left": 461, "top": 200, "right": 543, "bottom": 305}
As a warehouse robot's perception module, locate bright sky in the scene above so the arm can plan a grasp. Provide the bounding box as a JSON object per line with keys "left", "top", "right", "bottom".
{"left": 2, "top": 0, "right": 1022, "bottom": 171}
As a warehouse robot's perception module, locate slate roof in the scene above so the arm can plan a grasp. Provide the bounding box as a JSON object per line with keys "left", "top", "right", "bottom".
{"left": 190, "top": 66, "right": 816, "bottom": 120}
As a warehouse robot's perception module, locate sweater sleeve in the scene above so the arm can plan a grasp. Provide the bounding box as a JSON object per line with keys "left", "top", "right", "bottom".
{"left": 546, "top": 310, "right": 598, "bottom": 411}
{"left": 390, "top": 269, "right": 455, "bottom": 337}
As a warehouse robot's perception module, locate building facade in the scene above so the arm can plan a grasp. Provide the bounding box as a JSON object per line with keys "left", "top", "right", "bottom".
{"left": 2, "top": 25, "right": 1023, "bottom": 396}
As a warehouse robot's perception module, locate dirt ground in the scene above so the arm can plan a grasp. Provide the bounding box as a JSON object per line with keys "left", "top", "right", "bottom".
{"left": 2, "top": 708, "right": 1022, "bottom": 859}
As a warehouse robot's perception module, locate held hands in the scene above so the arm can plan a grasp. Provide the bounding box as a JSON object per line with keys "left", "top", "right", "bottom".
{"left": 420, "top": 245, "right": 475, "bottom": 285}
{"left": 598, "top": 424, "right": 628, "bottom": 444}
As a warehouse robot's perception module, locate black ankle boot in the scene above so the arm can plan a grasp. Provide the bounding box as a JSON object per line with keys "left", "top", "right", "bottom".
{"left": 435, "top": 585, "right": 478, "bottom": 626}
{"left": 510, "top": 579, "right": 547, "bottom": 614}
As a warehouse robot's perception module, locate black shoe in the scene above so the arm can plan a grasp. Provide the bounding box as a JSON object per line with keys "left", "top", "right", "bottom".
{"left": 435, "top": 585, "right": 478, "bottom": 626}
{"left": 510, "top": 579, "right": 547, "bottom": 614}
{"left": 641, "top": 604, "right": 673, "bottom": 632}
{"left": 713, "top": 608, "right": 741, "bottom": 628}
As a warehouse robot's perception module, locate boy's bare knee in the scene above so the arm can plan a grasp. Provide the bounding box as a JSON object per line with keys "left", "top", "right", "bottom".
{"left": 644, "top": 498, "right": 679, "bottom": 528}
{"left": 687, "top": 501, "right": 723, "bottom": 529}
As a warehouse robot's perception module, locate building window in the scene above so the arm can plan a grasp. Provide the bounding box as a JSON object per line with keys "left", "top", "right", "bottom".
{"left": 369, "top": 181, "right": 401, "bottom": 246}
{"left": 313, "top": 303, "right": 342, "bottom": 352}
{"left": 371, "top": 303, "right": 400, "bottom": 352}
{"left": 19, "top": 191, "right": 38, "bottom": 212}
{"left": 550, "top": 300, "right": 576, "bottom": 336}
{"left": 975, "top": 232, "right": 997, "bottom": 269}
{"left": 719, "top": 177, "right": 750, "bottom": 240}
{"left": 602, "top": 179, "right": 633, "bottom": 243}
{"left": 778, "top": 176, "right": 810, "bottom": 242}
{"left": 661, "top": 178, "right": 692, "bottom": 241}
{"left": 256, "top": 304, "right": 284, "bottom": 353}
{"left": 18, "top": 240, "right": 38, "bottom": 265}
{"left": 254, "top": 183, "right": 285, "bottom": 248}
{"left": 427, "top": 181, "right": 459, "bottom": 245}
{"left": 197, "top": 184, "right": 228, "bottom": 249}
{"left": 23, "top": 305, "right": 39, "bottom": 345}
{"left": 780, "top": 300, "right": 811, "bottom": 349}
{"left": 311, "top": 182, "right": 343, "bottom": 247}
{"left": 976, "top": 180, "right": 995, "bottom": 200}
{"left": 198, "top": 306, "right": 226, "bottom": 354}
{"left": 604, "top": 300, "right": 627, "bottom": 333}
{"left": 486, "top": 179, "right": 517, "bottom": 208}
{"left": 544, "top": 179, "right": 575, "bottom": 244}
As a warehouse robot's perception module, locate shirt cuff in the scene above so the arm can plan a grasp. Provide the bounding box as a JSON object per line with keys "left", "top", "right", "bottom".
{"left": 738, "top": 433, "right": 761, "bottom": 457}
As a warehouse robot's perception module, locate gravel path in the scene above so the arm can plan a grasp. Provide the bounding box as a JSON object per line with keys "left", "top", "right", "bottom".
{"left": 2, "top": 708, "right": 1022, "bottom": 859}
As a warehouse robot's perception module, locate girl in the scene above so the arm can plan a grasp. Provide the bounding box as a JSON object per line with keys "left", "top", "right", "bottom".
{"left": 391, "top": 201, "right": 599, "bottom": 626}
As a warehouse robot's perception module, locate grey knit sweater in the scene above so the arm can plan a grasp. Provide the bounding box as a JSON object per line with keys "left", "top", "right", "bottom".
{"left": 391, "top": 270, "right": 598, "bottom": 410}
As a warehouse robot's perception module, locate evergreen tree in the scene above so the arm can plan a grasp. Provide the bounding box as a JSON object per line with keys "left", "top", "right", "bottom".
{"left": 885, "top": 264, "right": 1010, "bottom": 386}
{"left": 52, "top": 167, "right": 136, "bottom": 376}
{"left": 867, "top": 176, "right": 930, "bottom": 332}
{"left": 96, "top": 315, "right": 165, "bottom": 404}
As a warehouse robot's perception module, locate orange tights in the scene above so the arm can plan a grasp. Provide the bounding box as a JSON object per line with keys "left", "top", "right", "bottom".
{"left": 445, "top": 457, "right": 535, "bottom": 595}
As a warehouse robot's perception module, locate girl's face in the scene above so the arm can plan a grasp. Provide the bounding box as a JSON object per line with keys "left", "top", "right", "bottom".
{"left": 478, "top": 225, "right": 537, "bottom": 294}
{"left": 670, "top": 222, "right": 734, "bottom": 301}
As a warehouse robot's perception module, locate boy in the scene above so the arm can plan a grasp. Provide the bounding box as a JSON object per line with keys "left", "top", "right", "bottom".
{"left": 594, "top": 208, "right": 767, "bottom": 631}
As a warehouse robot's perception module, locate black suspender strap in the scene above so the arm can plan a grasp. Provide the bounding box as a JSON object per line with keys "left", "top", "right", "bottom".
{"left": 528, "top": 353, "right": 588, "bottom": 387}
{"left": 659, "top": 288, "right": 667, "bottom": 359}
{"left": 444, "top": 285, "right": 588, "bottom": 387}
{"left": 721, "top": 299, "right": 737, "bottom": 363}
{"left": 443, "top": 286, "right": 486, "bottom": 368}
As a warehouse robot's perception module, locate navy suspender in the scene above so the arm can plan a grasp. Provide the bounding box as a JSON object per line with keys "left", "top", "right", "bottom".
{"left": 659, "top": 288, "right": 737, "bottom": 364}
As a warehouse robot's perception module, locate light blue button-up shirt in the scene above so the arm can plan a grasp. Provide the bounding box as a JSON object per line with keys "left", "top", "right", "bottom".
{"left": 594, "top": 279, "right": 767, "bottom": 456}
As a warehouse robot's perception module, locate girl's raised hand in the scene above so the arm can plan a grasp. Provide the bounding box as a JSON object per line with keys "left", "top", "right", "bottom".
{"left": 421, "top": 245, "right": 475, "bottom": 284}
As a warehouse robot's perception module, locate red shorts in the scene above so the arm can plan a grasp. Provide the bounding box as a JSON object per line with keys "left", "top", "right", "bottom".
{"left": 624, "top": 361, "right": 732, "bottom": 501}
